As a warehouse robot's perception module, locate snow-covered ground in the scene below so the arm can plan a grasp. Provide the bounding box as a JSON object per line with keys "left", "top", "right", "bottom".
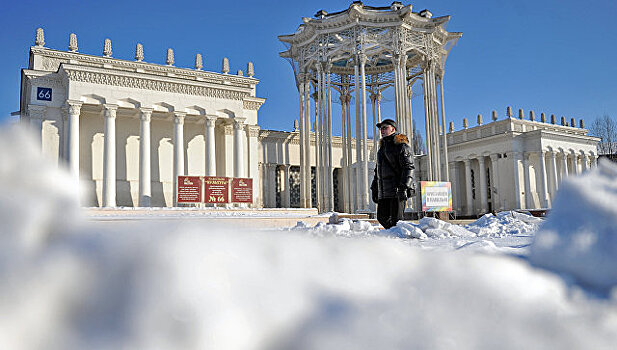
{"left": 1, "top": 125, "right": 617, "bottom": 350}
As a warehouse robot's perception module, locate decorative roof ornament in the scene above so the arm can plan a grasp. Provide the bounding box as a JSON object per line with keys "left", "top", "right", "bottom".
{"left": 195, "top": 54, "right": 203, "bottom": 70}
{"left": 237, "top": 70, "right": 243, "bottom": 76}
{"left": 580, "top": 119, "right": 585, "bottom": 128}
{"left": 551, "top": 114, "right": 556, "bottom": 124}
{"left": 419, "top": 9, "right": 433, "bottom": 18}
{"left": 247, "top": 62, "right": 254, "bottom": 77}
{"left": 561, "top": 116, "right": 566, "bottom": 126}
{"left": 166, "top": 48, "right": 174, "bottom": 66}
{"left": 315, "top": 9, "right": 328, "bottom": 18}
{"left": 35, "top": 28, "right": 45, "bottom": 47}
{"left": 222, "top": 57, "right": 229, "bottom": 74}
{"left": 506, "top": 106, "right": 513, "bottom": 118}
{"left": 103, "top": 38, "right": 112, "bottom": 57}
{"left": 571, "top": 118, "right": 576, "bottom": 128}
{"left": 68, "top": 33, "right": 78, "bottom": 52}
{"left": 518, "top": 109, "right": 524, "bottom": 119}
{"left": 477, "top": 114, "right": 483, "bottom": 125}
{"left": 541, "top": 113, "right": 546, "bottom": 123}
{"left": 492, "top": 110, "right": 498, "bottom": 121}
{"left": 390, "top": 2, "right": 403, "bottom": 11}
{"left": 293, "top": 119, "right": 299, "bottom": 132}
{"left": 463, "top": 118, "right": 468, "bottom": 129}
{"left": 449, "top": 121, "right": 454, "bottom": 133}
{"left": 135, "top": 43, "right": 144, "bottom": 62}
{"left": 529, "top": 110, "right": 535, "bottom": 121}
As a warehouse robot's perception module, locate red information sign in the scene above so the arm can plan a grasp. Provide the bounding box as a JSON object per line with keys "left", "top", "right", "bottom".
{"left": 177, "top": 176, "right": 202, "bottom": 203}
{"left": 231, "top": 178, "right": 253, "bottom": 203}
{"left": 203, "top": 176, "right": 230, "bottom": 204}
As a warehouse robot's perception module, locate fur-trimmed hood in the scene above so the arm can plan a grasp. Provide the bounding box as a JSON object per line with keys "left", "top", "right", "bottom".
{"left": 380, "top": 133, "right": 409, "bottom": 146}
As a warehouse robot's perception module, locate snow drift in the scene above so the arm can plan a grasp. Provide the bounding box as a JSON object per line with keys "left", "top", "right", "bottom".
{"left": 1, "top": 125, "right": 617, "bottom": 350}
{"left": 530, "top": 159, "right": 617, "bottom": 292}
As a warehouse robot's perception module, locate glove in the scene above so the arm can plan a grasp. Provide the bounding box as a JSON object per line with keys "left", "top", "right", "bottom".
{"left": 397, "top": 187, "right": 408, "bottom": 201}
{"left": 372, "top": 188, "right": 379, "bottom": 203}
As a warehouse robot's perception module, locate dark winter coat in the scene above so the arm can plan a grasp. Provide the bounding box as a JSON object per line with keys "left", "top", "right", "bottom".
{"left": 371, "top": 133, "right": 415, "bottom": 201}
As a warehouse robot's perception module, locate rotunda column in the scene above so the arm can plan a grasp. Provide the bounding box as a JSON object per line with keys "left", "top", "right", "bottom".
{"left": 359, "top": 52, "right": 369, "bottom": 210}
{"left": 281, "top": 164, "right": 291, "bottom": 208}
{"left": 591, "top": 155, "right": 598, "bottom": 168}
{"left": 205, "top": 115, "right": 217, "bottom": 176}
{"left": 138, "top": 107, "right": 153, "bottom": 207}
{"left": 522, "top": 152, "right": 532, "bottom": 209}
{"left": 102, "top": 104, "right": 118, "bottom": 207}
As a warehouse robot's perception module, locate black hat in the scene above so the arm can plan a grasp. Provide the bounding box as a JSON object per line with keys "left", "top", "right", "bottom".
{"left": 376, "top": 118, "right": 397, "bottom": 130}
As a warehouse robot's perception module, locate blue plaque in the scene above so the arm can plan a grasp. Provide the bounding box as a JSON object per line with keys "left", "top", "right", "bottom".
{"left": 36, "top": 87, "right": 52, "bottom": 101}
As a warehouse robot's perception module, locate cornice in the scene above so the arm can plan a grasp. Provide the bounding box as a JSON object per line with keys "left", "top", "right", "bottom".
{"left": 30, "top": 47, "right": 259, "bottom": 88}
{"left": 243, "top": 96, "right": 266, "bottom": 111}
{"left": 60, "top": 64, "right": 250, "bottom": 101}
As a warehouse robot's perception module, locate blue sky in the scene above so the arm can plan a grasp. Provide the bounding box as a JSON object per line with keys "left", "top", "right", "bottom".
{"left": 1, "top": 0, "right": 616, "bottom": 139}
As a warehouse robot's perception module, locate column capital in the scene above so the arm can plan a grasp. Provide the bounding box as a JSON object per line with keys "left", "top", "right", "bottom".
{"left": 463, "top": 158, "right": 471, "bottom": 165}
{"left": 247, "top": 125, "right": 261, "bottom": 138}
{"left": 103, "top": 104, "right": 118, "bottom": 118}
{"left": 477, "top": 155, "right": 486, "bottom": 163}
{"left": 173, "top": 112, "right": 186, "bottom": 124}
{"left": 65, "top": 100, "right": 83, "bottom": 115}
{"left": 489, "top": 153, "right": 499, "bottom": 161}
{"left": 139, "top": 107, "right": 153, "bottom": 121}
{"left": 205, "top": 115, "right": 217, "bottom": 127}
{"left": 358, "top": 52, "right": 368, "bottom": 66}
{"left": 233, "top": 117, "right": 246, "bottom": 129}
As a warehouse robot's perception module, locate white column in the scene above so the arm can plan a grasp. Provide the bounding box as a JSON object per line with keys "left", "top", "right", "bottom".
{"left": 522, "top": 152, "right": 532, "bottom": 209}
{"left": 298, "top": 75, "right": 307, "bottom": 208}
{"left": 464, "top": 159, "right": 473, "bottom": 215}
{"left": 489, "top": 154, "right": 501, "bottom": 211}
{"left": 439, "top": 77, "right": 449, "bottom": 182}
{"left": 233, "top": 117, "right": 246, "bottom": 178}
{"left": 538, "top": 151, "right": 550, "bottom": 208}
{"left": 65, "top": 101, "right": 82, "bottom": 178}
{"left": 138, "top": 107, "right": 153, "bottom": 207}
{"left": 561, "top": 152, "right": 569, "bottom": 178}
{"left": 267, "top": 163, "right": 277, "bottom": 207}
{"left": 326, "top": 66, "right": 334, "bottom": 212}
{"left": 354, "top": 56, "right": 362, "bottom": 211}
{"left": 570, "top": 151, "right": 579, "bottom": 176}
{"left": 478, "top": 156, "right": 488, "bottom": 214}
{"left": 27, "top": 104, "right": 46, "bottom": 145}
{"left": 512, "top": 152, "right": 522, "bottom": 209}
{"left": 591, "top": 155, "right": 598, "bottom": 168}
{"left": 102, "top": 104, "right": 118, "bottom": 207}
{"left": 205, "top": 115, "right": 217, "bottom": 176}
{"left": 359, "top": 53, "right": 369, "bottom": 211}
{"left": 282, "top": 164, "right": 291, "bottom": 208}
{"left": 581, "top": 153, "right": 589, "bottom": 172}
{"left": 448, "top": 161, "right": 457, "bottom": 213}
{"left": 173, "top": 112, "right": 186, "bottom": 206}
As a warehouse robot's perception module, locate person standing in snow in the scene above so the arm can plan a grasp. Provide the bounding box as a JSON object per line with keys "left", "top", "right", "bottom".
{"left": 370, "top": 118, "right": 415, "bottom": 229}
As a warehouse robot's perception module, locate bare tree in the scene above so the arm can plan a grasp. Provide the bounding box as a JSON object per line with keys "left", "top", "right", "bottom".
{"left": 411, "top": 124, "right": 426, "bottom": 155}
{"left": 590, "top": 115, "right": 617, "bottom": 155}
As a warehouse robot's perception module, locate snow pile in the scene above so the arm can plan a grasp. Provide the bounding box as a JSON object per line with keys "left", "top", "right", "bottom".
{"left": 292, "top": 218, "right": 380, "bottom": 238}
{"left": 0, "top": 125, "right": 81, "bottom": 252}
{"left": 1, "top": 127, "right": 617, "bottom": 350}
{"left": 530, "top": 159, "right": 617, "bottom": 292}
{"left": 466, "top": 211, "right": 543, "bottom": 237}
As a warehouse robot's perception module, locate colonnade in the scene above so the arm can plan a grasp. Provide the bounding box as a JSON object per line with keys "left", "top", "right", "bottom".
{"left": 60, "top": 100, "right": 249, "bottom": 207}
{"left": 452, "top": 150, "right": 598, "bottom": 215}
